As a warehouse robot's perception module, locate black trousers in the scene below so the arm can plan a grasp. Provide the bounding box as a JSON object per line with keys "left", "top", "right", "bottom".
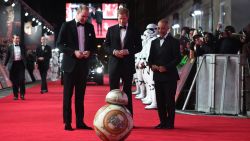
{"left": 10, "top": 61, "right": 25, "bottom": 97}
{"left": 154, "top": 81, "right": 177, "bottom": 128}
{"left": 39, "top": 68, "right": 48, "bottom": 91}
{"left": 63, "top": 63, "right": 88, "bottom": 125}
{"left": 27, "top": 68, "right": 36, "bottom": 82}
{"left": 109, "top": 68, "right": 133, "bottom": 116}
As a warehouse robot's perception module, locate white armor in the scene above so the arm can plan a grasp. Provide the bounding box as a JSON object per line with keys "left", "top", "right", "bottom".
{"left": 50, "top": 48, "right": 60, "bottom": 81}
{"left": 135, "top": 23, "right": 158, "bottom": 110}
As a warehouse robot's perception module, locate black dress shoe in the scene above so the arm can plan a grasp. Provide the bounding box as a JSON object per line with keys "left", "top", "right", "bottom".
{"left": 13, "top": 97, "right": 18, "bottom": 100}
{"left": 20, "top": 95, "right": 25, "bottom": 100}
{"left": 40, "top": 90, "right": 48, "bottom": 94}
{"left": 155, "top": 124, "right": 168, "bottom": 129}
{"left": 65, "top": 124, "right": 74, "bottom": 131}
{"left": 76, "top": 123, "right": 93, "bottom": 130}
{"left": 166, "top": 126, "right": 174, "bottom": 129}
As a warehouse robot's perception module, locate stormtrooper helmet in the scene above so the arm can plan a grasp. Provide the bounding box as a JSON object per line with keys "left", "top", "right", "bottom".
{"left": 145, "top": 23, "right": 158, "bottom": 38}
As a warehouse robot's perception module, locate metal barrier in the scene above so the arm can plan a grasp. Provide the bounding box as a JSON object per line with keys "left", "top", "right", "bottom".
{"left": 183, "top": 54, "right": 248, "bottom": 115}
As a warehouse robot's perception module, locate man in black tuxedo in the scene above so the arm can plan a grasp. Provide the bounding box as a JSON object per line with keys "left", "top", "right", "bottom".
{"left": 4, "top": 34, "right": 26, "bottom": 100}
{"left": 36, "top": 36, "right": 52, "bottom": 94}
{"left": 57, "top": 5, "right": 96, "bottom": 131}
{"left": 104, "top": 7, "right": 142, "bottom": 116}
{"left": 148, "top": 19, "right": 181, "bottom": 129}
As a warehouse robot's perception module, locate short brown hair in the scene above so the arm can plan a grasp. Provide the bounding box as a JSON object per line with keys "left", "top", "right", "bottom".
{"left": 77, "top": 5, "right": 89, "bottom": 13}
{"left": 117, "top": 7, "right": 129, "bottom": 17}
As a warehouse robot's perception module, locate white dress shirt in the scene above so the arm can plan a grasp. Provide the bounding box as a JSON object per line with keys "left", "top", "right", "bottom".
{"left": 13, "top": 45, "right": 21, "bottom": 61}
{"left": 159, "top": 33, "right": 169, "bottom": 46}
{"left": 75, "top": 19, "right": 85, "bottom": 51}
{"left": 120, "top": 24, "right": 128, "bottom": 49}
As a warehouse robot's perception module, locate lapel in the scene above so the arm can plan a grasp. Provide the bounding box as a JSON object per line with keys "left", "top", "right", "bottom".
{"left": 156, "top": 38, "right": 161, "bottom": 48}
{"left": 43, "top": 45, "right": 47, "bottom": 53}
{"left": 10, "top": 45, "right": 15, "bottom": 58}
{"left": 114, "top": 25, "right": 122, "bottom": 49}
{"left": 123, "top": 25, "right": 130, "bottom": 49}
{"left": 161, "top": 34, "right": 171, "bottom": 48}
{"left": 70, "top": 20, "right": 79, "bottom": 48}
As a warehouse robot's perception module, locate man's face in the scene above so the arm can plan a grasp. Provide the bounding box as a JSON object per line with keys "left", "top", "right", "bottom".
{"left": 41, "top": 37, "right": 46, "bottom": 45}
{"left": 77, "top": 10, "right": 89, "bottom": 24}
{"left": 157, "top": 21, "right": 169, "bottom": 37}
{"left": 118, "top": 13, "right": 128, "bottom": 26}
{"left": 13, "top": 35, "right": 20, "bottom": 45}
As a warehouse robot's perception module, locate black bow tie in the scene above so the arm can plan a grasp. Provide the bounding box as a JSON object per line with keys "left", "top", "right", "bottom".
{"left": 119, "top": 26, "right": 127, "bottom": 29}
{"left": 159, "top": 37, "right": 165, "bottom": 40}
{"left": 77, "top": 22, "right": 85, "bottom": 27}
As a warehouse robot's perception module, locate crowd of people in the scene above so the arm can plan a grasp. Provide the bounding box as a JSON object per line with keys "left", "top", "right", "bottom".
{"left": 177, "top": 24, "right": 250, "bottom": 60}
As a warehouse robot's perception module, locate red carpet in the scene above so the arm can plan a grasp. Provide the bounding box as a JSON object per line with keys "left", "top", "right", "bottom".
{"left": 0, "top": 79, "right": 250, "bottom": 141}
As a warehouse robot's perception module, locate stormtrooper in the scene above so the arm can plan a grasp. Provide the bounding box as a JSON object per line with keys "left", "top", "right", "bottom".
{"left": 138, "top": 23, "right": 158, "bottom": 110}
{"left": 50, "top": 48, "right": 60, "bottom": 81}
{"left": 132, "top": 31, "right": 148, "bottom": 95}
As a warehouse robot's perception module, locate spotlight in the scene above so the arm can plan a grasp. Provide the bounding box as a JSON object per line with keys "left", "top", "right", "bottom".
{"left": 194, "top": 10, "right": 202, "bottom": 15}
{"left": 25, "top": 12, "right": 29, "bottom": 16}
{"left": 38, "top": 22, "right": 42, "bottom": 26}
{"left": 172, "top": 24, "right": 180, "bottom": 29}
{"left": 43, "top": 26, "right": 46, "bottom": 29}
{"left": 4, "top": 0, "right": 8, "bottom": 2}
{"left": 32, "top": 18, "right": 36, "bottom": 21}
{"left": 11, "top": 3, "right": 15, "bottom": 7}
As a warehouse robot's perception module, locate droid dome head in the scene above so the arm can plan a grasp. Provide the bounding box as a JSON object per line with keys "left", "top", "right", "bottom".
{"left": 145, "top": 23, "right": 158, "bottom": 38}
{"left": 105, "top": 89, "right": 128, "bottom": 105}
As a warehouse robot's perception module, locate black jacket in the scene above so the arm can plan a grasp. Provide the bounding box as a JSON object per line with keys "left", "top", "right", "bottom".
{"left": 56, "top": 19, "right": 96, "bottom": 72}
{"left": 36, "top": 45, "right": 52, "bottom": 70}
{"left": 4, "top": 44, "right": 26, "bottom": 71}
{"left": 104, "top": 24, "right": 142, "bottom": 74}
{"left": 148, "top": 35, "right": 181, "bottom": 82}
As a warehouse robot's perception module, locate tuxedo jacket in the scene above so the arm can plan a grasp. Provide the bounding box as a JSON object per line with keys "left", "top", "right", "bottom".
{"left": 56, "top": 20, "right": 96, "bottom": 73}
{"left": 148, "top": 35, "right": 181, "bottom": 82}
{"left": 4, "top": 44, "right": 26, "bottom": 71}
{"left": 36, "top": 45, "right": 52, "bottom": 70}
{"left": 105, "top": 24, "right": 142, "bottom": 74}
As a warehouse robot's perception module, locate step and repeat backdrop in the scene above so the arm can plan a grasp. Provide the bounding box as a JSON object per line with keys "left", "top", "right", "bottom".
{"left": 0, "top": 0, "right": 54, "bottom": 89}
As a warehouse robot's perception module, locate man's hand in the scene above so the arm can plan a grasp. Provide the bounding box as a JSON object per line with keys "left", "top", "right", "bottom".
{"left": 113, "top": 50, "right": 124, "bottom": 58}
{"left": 74, "top": 50, "right": 84, "bottom": 59}
{"left": 37, "top": 57, "right": 44, "bottom": 61}
{"left": 82, "top": 51, "right": 90, "bottom": 58}
{"left": 216, "top": 23, "right": 222, "bottom": 31}
{"left": 119, "top": 49, "right": 129, "bottom": 56}
{"left": 158, "top": 66, "right": 167, "bottom": 72}
{"left": 151, "top": 65, "right": 159, "bottom": 71}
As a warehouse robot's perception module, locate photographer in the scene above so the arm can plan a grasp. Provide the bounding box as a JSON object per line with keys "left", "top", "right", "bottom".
{"left": 217, "top": 25, "right": 242, "bottom": 54}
